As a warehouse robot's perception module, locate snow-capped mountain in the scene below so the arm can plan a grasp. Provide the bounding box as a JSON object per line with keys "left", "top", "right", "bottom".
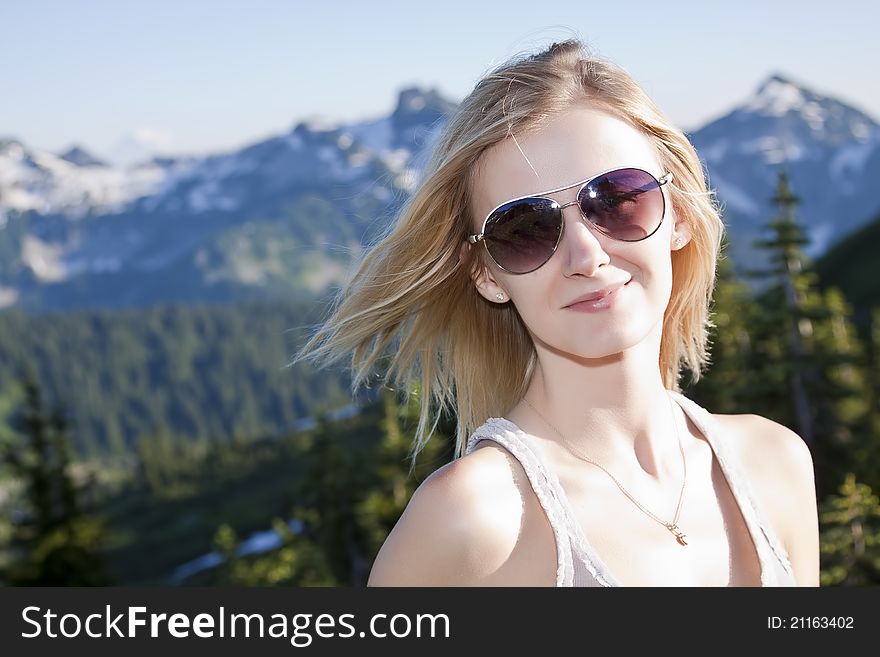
{"left": 690, "top": 74, "right": 880, "bottom": 268}
{"left": 0, "top": 78, "right": 878, "bottom": 312}
{"left": 132, "top": 86, "right": 454, "bottom": 218}
{"left": 0, "top": 88, "right": 453, "bottom": 310}
{"left": 0, "top": 138, "right": 179, "bottom": 221}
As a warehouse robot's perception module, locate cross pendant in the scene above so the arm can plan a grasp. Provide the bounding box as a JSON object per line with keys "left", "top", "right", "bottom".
{"left": 665, "top": 523, "right": 688, "bottom": 546}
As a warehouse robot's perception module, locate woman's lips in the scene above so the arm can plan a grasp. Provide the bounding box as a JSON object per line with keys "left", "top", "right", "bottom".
{"left": 565, "top": 281, "right": 628, "bottom": 312}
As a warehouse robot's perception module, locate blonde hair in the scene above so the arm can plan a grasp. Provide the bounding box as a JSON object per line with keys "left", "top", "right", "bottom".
{"left": 292, "top": 39, "right": 724, "bottom": 466}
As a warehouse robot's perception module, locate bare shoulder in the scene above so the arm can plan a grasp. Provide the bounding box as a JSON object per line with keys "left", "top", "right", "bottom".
{"left": 712, "top": 412, "right": 820, "bottom": 586}
{"left": 712, "top": 413, "right": 815, "bottom": 483}
{"left": 367, "top": 441, "right": 527, "bottom": 586}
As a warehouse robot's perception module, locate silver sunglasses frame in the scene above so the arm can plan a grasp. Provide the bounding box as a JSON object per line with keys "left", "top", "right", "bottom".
{"left": 467, "top": 166, "right": 674, "bottom": 274}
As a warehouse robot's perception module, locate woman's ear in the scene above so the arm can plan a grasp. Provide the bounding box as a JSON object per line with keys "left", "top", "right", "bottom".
{"left": 671, "top": 218, "right": 692, "bottom": 250}
{"left": 459, "top": 240, "right": 508, "bottom": 303}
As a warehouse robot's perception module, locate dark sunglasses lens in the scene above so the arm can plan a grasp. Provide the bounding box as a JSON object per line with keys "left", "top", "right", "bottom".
{"left": 578, "top": 168, "right": 665, "bottom": 241}
{"left": 484, "top": 198, "right": 561, "bottom": 274}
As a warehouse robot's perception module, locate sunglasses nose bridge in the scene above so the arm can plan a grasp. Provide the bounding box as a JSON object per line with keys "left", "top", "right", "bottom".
{"left": 555, "top": 196, "right": 606, "bottom": 245}
{"left": 557, "top": 198, "right": 597, "bottom": 231}
{"left": 553, "top": 198, "right": 610, "bottom": 276}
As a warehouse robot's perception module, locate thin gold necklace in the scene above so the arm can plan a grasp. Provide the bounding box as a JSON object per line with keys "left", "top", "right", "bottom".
{"left": 521, "top": 392, "right": 689, "bottom": 546}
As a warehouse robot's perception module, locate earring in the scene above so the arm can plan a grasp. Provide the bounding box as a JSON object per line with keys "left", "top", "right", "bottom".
{"left": 495, "top": 292, "right": 505, "bottom": 301}
{"left": 674, "top": 236, "right": 684, "bottom": 247}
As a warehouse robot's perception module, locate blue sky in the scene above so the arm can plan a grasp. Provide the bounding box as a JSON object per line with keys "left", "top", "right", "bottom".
{"left": 2, "top": 0, "right": 878, "bottom": 164}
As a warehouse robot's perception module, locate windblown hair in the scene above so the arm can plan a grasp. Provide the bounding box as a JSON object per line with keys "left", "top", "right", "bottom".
{"left": 292, "top": 39, "right": 724, "bottom": 466}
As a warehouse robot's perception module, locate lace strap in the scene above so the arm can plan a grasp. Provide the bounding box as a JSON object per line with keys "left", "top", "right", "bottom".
{"left": 466, "top": 419, "right": 575, "bottom": 586}
{"left": 669, "top": 392, "right": 795, "bottom": 582}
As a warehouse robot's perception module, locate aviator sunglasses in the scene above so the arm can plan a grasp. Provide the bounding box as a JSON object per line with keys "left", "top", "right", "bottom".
{"left": 467, "top": 166, "right": 674, "bottom": 274}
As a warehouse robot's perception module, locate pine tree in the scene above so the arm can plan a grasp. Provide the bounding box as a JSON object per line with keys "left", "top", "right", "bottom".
{"left": 0, "top": 375, "right": 110, "bottom": 585}
{"left": 748, "top": 170, "right": 819, "bottom": 446}
{"left": 809, "top": 289, "right": 874, "bottom": 490}
{"left": 356, "top": 385, "right": 451, "bottom": 563}
{"left": 744, "top": 169, "right": 873, "bottom": 498}
{"left": 688, "top": 237, "right": 761, "bottom": 413}
{"left": 292, "top": 410, "right": 371, "bottom": 585}
{"left": 819, "top": 473, "right": 880, "bottom": 585}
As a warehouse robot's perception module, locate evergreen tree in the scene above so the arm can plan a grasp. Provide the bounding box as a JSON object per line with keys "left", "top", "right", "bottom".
{"left": 810, "top": 289, "right": 874, "bottom": 490}
{"left": 688, "top": 237, "right": 761, "bottom": 412}
{"left": 356, "top": 385, "right": 451, "bottom": 562}
{"left": 0, "top": 375, "right": 111, "bottom": 585}
{"left": 292, "top": 410, "right": 372, "bottom": 585}
{"left": 204, "top": 386, "right": 453, "bottom": 587}
{"left": 819, "top": 473, "right": 880, "bottom": 585}
{"left": 745, "top": 170, "right": 872, "bottom": 497}
{"left": 748, "top": 170, "right": 819, "bottom": 446}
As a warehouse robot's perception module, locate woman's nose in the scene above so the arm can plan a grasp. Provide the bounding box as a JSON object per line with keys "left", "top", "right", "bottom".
{"left": 559, "top": 203, "right": 610, "bottom": 277}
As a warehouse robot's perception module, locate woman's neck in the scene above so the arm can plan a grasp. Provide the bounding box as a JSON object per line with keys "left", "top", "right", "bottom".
{"left": 511, "top": 326, "right": 682, "bottom": 480}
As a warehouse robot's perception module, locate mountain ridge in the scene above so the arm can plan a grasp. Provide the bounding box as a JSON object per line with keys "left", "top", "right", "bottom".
{"left": 1, "top": 76, "right": 878, "bottom": 312}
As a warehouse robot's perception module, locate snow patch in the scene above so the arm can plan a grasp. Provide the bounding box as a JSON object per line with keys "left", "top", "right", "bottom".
{"left": 302, "top": 117, "right": 338, "bottom": 133}
{"left": 0, "top": 142, "right": 170, "bottom": 218}
{"left": 22, "top": 235, "right": 67, "bottom": 282}
{"left": 801, "top": 101, "right": 827, "bottom": 131}
{"left": 741, "top": 136, "right": 804, "bottom": 164}
{"left": 852, "top": 122, "right": 870, "bottom": 139}
{"left": 746, "top": 78, "right": 805, "bottom": 116}
{"left": 379, "top": 148, "right": 411, "bottom": 173}
{"left": 169, "top": 518, "right": 304, "bottom": 584}
{"left": 395, "top": 168, "right": 418, "bottom": 192}
{"left": 347, "top": 150, "right": 371, "bottom": 167}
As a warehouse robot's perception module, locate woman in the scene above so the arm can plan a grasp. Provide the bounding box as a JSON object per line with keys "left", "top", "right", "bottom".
{"left": 294, "top": 40, "right": 820, "bottom": 586}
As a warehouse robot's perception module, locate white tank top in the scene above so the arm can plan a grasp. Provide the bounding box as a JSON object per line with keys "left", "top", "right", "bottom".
{"left": 463, "top": 389, "right": 797, "bottom": 586}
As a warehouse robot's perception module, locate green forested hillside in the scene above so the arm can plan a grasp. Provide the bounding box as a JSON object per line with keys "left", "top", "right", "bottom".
{"left": 0, "top": 298, "right": 356, "bottom": 457}
{"left": 814, "top": 211, "right": 880, "bottom": 325}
